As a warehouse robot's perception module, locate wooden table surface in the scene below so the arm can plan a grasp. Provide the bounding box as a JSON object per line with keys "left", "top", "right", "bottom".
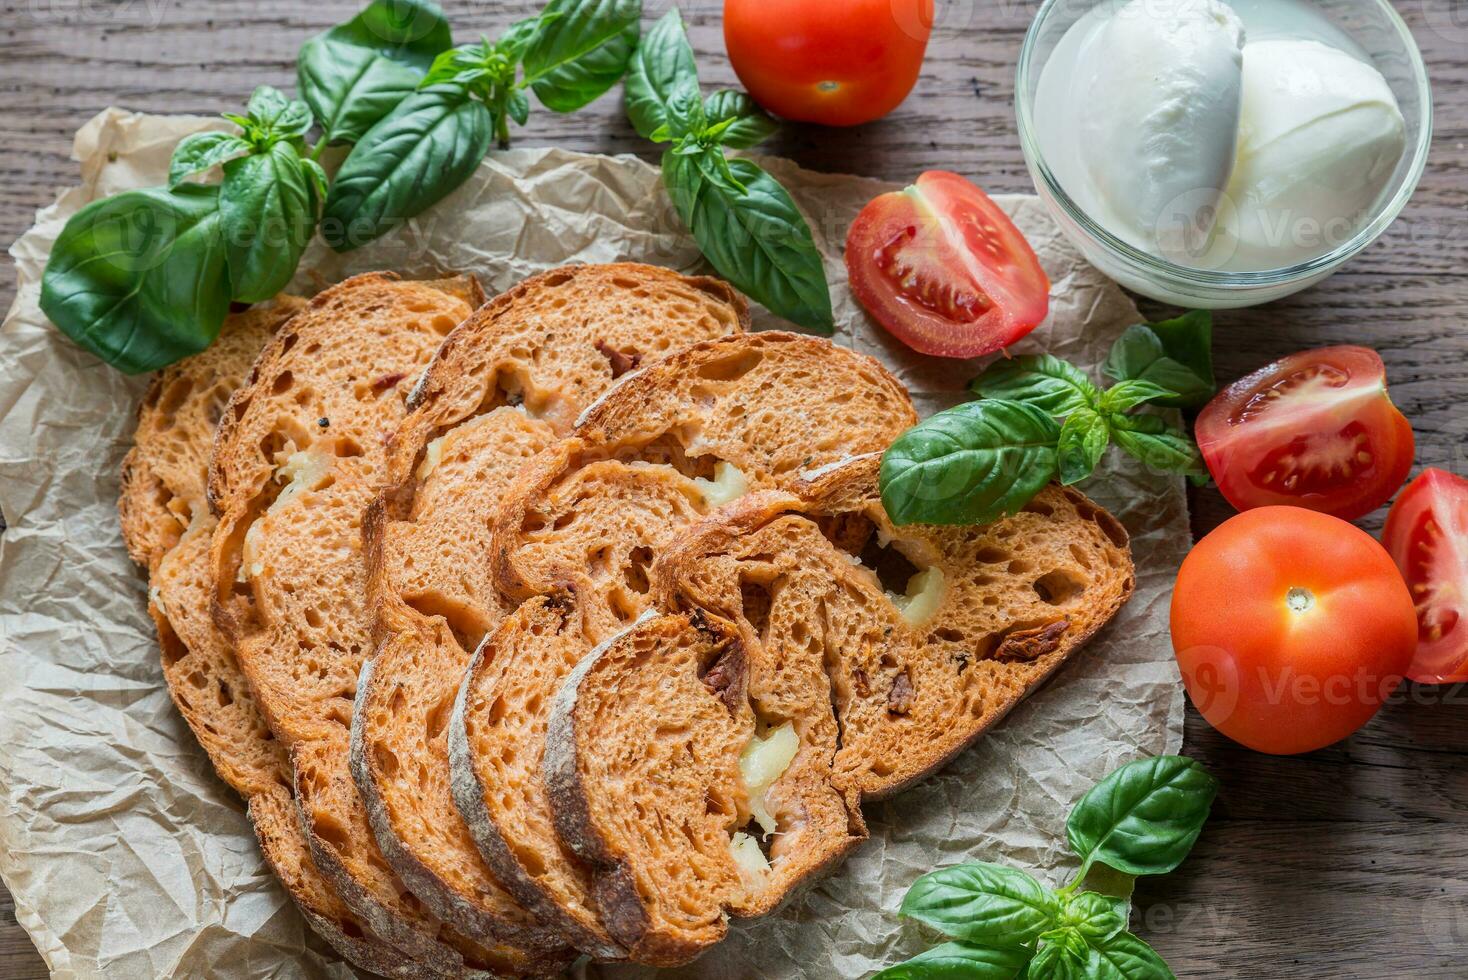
{"left": 3, "top": 1, "right": 1465, "bottom": 977}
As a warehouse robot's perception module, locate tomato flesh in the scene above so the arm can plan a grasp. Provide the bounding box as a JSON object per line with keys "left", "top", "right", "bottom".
{"left": 846, "top": 171, "right": 1050, "bottom": 359}
{"left": 1171, "top": 507, "right": 1417, "bottom": 755}
{"left": 1196, "top": 346, "right": 1414, "bottom": 521}
{"left": 1382, "top": 468, "right": 1468, "bottom": 683}
{"left": 723, "top": 0, "right": 933, "bottom": 126}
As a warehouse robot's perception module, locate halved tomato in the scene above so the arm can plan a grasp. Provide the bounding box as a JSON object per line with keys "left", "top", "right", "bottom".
{"left": 1382, "top": 469, "right": 1468, "bottom": 684}
{"left": 1196, "top": 346, "right": 1414, "bottom": 521}
{"left": 845, "top": 171, "right": 1050, "bottom": 359}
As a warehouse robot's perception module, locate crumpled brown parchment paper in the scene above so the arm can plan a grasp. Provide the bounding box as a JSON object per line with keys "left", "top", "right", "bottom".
{"left": 0, "top": 109, "right": 1187, "bottom": 980}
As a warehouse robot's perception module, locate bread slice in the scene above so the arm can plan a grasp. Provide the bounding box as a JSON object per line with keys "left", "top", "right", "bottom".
{"left": 206, "top": 273, "right": 563, "bottom": 975}
{"left": 116, "top": 301, "right": 434, "bottom": 976}
{"left": 448, "top": 333, "right": 917, "bottom": 957}
{"left": 541, "top": 455, "right": 1134, "bottom": 965}
{"left": 540, "top": 610, "right": 863, "bottom": 967}
{"left": 358, "top": 263, "right": 748, "bottom": 955}
{"left": 655, "top": 452, "right": 1136, "bottom": 798}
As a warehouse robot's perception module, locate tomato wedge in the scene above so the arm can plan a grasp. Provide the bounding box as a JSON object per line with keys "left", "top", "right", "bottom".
{"left": 1195, "top": 346, "right": 1414, "bottom": 521}
{"left": 1382, "top": 469, "right": 1468, "bottom": 684}
{"left": 845, "top": 171, "right": 1050, "bottom": 359}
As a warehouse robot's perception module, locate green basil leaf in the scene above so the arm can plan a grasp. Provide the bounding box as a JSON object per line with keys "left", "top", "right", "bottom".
{"left": 323, "top": 85, "right": 494, "bottom": 252}
{"left": 970, "top": 354, "right": 1099, "bottom": 417}
{"left": 298, "top": 0, "right": 452, "bottom": 145}
{"left": 1057, "top": 410, "right": 1110, "bottom": 486}
{"left": 1098, "top": 379, "right": 1177, "bottom": 414}
{"left": 169, "top": 132, "right": 253, "bottom": 188}
{"left": 1060, "top": 891, "right": 1128, "bottom": 946}
{"left": 246, "top": 86, "right": 313, "bottom": 138}
{"left": 1029, "top": 932, "right": 1090, "bottom": 980}
{"left": 1078, "top": 863, "right": 1136, "bottom": 915}
{"left": 879, "top": 400, "right": 1060, "bottom": 527}
{"left": 703, "top": 90, "right": 779, "bottom": 148}
{"left": 1102, "top": 311, "right": 1215, "bottom": 409}
{"left": 873, "top": 942, "right": 1032, "bottom": 980}
{"left": 624, "top": 9, "right": 700, "bottom": 140}
{"left": 421, "top": 43, "right": 494, "bottom": 89}
{"left": 219, "top": 143, "right": 316, "bottom": 303}
{"left": 1107, "top": 414, "right": 1208, "bottom": 483}
{"left": 663, "top": 150, "right": 833, "bottom": 331}
{"left": 1086, "top": 932, "right": 1177, "bottom": 980}
{"left": 40, "top": 185, "right": 230, "bottom": 373}
{"left": 900, "top": 863, "right": 1061, "bottom": 947}
{"left": 301, "top": 157, "right": 329, "bottom": 206}
{"left": 497, "top": 16, "right": 542, "bottom": 63}
{"left": 1066, "top": 756, "right": 1218, "bottom": 879}
{"left": 521, "top": 0, "right": 640, "bottom": 113}
{"left": 506, "top": 88, "right": 531, "bottom": 126}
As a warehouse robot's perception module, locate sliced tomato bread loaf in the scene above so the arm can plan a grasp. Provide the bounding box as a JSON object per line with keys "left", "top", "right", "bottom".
{"left": 206, "top": 273, "right": 563, "bottom": 976}
{"left": 116, "top": 300, "right": 425, "bottom": 977}
{"left": 358, "top": 264, "right": 747, "bottom": 956}
{"left": 539, "top": 456, "right": 1134, "bottom": 965}
{"left": 449, "top": 333, "right": 917, "bottom": 957}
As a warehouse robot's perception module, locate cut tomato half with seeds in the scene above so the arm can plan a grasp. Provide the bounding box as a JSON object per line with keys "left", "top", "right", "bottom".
{"left": 845, "top": 171, "right": 1050, "bottom": 359}
{"left": 1383, "top": 468, "right": 1468, "bottom": 683}
{"left": 1196, "top": 346, "right": 1415, "bottom": 521}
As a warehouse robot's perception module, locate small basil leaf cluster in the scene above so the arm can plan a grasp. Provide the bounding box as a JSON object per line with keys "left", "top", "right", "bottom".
{"left": 625, "top": 10, "right": 834, "bottom": 333}
{"left": 323, "top": 0, "right": 641, "bottom": 251}
{"left": 41, "top": 84, "right": 322, "bottom": 373}
{"left": 879, "top": 312, "right": 1215, "bottom": 527}
{"left": 40, "top": 0, "right": 639, "bottom": 374}
{"left": 877, "top": 756, "right": 1219, "bottom": 980}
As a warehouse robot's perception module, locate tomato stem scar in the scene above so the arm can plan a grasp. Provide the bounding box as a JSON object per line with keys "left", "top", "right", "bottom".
{"left": 1287, "top": 586, "right": 1315, "bottom": 613}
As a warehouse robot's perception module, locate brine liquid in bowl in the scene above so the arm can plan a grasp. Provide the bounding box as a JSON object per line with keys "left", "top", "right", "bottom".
{"left": 1029, "top": 0, "right": 1422, "bottom": 282}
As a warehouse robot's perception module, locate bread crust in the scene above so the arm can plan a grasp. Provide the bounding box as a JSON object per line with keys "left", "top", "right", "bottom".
{"left": 447, "top": 597, "right": 627, "bottom": 961}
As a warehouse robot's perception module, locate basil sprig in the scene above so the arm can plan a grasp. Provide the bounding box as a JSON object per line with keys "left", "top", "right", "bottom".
{"left": 877, "top": 756, "right": 1218, "bottom": 980}
{"left": 625, "top": 10, "right": 834, "bottom": 333}
{"left": 41, "top": 85, "right": 322, "bottom": 373}
{"left": 880, "top": 314, "right": 1214, "bottom": 526}
{"left": 324, "top": 0, "right": 639, "bottom": 250}
{"left": 42, "top": 0, "right": 638, "bottom": 371}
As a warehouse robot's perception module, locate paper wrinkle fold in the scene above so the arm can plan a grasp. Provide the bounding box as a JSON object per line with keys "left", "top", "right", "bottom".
{"left": 0, "top": 108, "right": 1186, "bottom": 979}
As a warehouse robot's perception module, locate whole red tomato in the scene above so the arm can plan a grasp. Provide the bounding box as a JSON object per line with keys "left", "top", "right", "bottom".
{"left": 1171, "top": 507, "right": 1416, "bottom": 755}
{"left": 723, "top": 0, "right": 934, "bottom": 126}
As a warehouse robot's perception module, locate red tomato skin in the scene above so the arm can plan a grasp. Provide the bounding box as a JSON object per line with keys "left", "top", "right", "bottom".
{"left": 1382, "top": 468, "right": 1468, "bottom": 684}
{"left": 1196, "top": 346, "right": 1415, "bottom": 522}
{"left": 845, "top": 172, "right": 1050, "bottom": 359}
{"left": 1171, "top": 507, "right": 1417, "bottom": 755}
{"left": 723, "top": 0, "right": 933, "bottom": 126}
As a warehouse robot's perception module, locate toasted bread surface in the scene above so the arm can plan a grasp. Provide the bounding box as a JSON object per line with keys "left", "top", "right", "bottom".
{"left": 360, "top": 264, "right": 747, "bottom": 956}
{"left": 207, "top": 273, "right": 560, "bottom": 974}
{"left": 117, "top": 300, "right": 431, "bottom": 976}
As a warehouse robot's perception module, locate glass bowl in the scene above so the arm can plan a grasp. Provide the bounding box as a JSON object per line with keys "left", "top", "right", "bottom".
{"left": 1015, "top": 0, "right": 1432, "bottom": 308}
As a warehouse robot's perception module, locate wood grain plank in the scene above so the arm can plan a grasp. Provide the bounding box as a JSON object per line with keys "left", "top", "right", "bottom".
{"left": 3, "top": 1, "right": 1466, "bottom": 977}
